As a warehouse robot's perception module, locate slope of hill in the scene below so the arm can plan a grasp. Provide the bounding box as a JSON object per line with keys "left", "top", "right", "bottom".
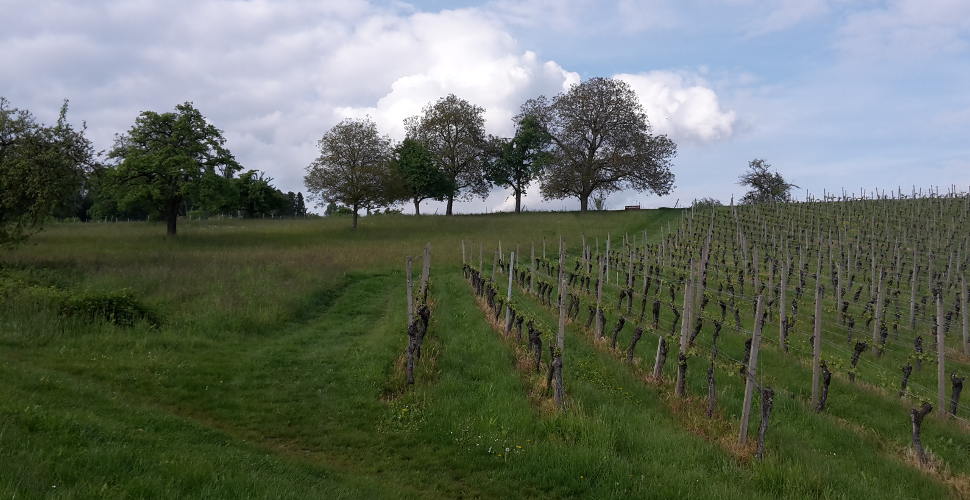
{"left": 1, "top": 207, "right": 966, "bottom": 498}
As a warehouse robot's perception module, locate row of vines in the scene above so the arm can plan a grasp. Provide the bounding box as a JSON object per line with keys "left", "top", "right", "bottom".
{"left": 460, "top": 191, "right": 969, "bottom": 476}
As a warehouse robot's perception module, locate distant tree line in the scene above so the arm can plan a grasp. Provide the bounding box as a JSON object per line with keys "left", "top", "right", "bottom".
{"left": 1, "top": 97, "right": 94, "bottom": 244}
{"left": 1, "top": 99, "right": 308, "bottom": 241}
{"left": 305, "top": 77, "right": 679, "bottom": 227}
{"left": 1, "top": 75, "right": 799, "bottom": 240}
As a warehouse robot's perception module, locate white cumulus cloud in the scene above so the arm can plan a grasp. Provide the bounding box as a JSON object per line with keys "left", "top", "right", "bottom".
{"left": 1, "top": 0, "right": 740, "bottom": 213}
{"left": 335, "top": 9, "right": 579, "bottom": 138}
{"left": 614, "top": 71, "right": 737, "bottom": 143}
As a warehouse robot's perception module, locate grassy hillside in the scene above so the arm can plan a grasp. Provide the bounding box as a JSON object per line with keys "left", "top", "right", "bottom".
{"left": 1, "top": 209, "right": 966, "bottom": 498}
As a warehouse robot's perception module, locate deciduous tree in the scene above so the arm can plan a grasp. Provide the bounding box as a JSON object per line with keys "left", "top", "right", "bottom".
{"left": 406, "top": 94, "right": 488, "bottom": 215}
{"left": 392, "top": 138, "right": 451, "bottom": 215}
{"left": 0, "top": 97, "right": 94, "bottom": 245}
{"left": 522, "top": 78, "right": 676, "bottom": 211}
{"left": 486, "top": 115, "right": 549, "bottom": 213}
{"left": 738, "top": 159, "right": 797, "bottom": 204}
{"left": 304, "top": 117, "right": 393, "bottom": 229}
{"left": 107, "top": 102, "right": 240, "bottom": 235}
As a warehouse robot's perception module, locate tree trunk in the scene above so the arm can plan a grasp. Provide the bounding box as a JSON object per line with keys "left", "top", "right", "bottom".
{"left": 166, "top": 198, "right": 179, "bottom": 236}
{"left": 951, "top": 373, "right": 965, "bottom": 416}
{"left": 515, "top": 189, "right": 522, "bottom": 213}
{"left": 911, "top": 402, "right": 933, "bottom": 465}
{"left": 352, "top": 203, "right": 359, "bottom": 229}
{"left": 900, "top": 364, "right": 913, "bottom": 397}
{"left": 626, "top": 327, "right": 643, "bottom": 363}
{"left": 755, "top": 387, "right": 774, "bottom": 459}
{"left": 815, "top": 362, "right": 831, "bottom": 412}
{"left": 579, "top": 195, "right": 589, "bottom": 212}
{"left": 413, "top": 198, "right": 421, "bottom": 215}
{"left": 446, "top": 195, "right": 454, "bottom": 215}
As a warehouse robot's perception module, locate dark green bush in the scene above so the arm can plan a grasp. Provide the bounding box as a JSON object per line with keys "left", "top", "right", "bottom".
{"left": 59, "top": 290, "right": 160, "bottom": 327}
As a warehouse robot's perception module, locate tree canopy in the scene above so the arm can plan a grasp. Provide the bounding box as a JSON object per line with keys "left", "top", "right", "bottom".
{"left": 107, "top": 102, "right": 241, "bottom": 235}
{"left": 486, "top": 115, "right": 549, "bottom": 213}
{"left": 391, "top": 138, "right": 451, "bottom": 215}
{"left": 0, "top": 97, "right": 94, "bottom": 245}
{"left": 738, "top": 159, "right": 798, "bottom": 204}
{"left": 2, "top": 79, "right": 687, "bottom": 229}
{"left": 406, "top": 94, "right": 488, "bottom": 215}
{"left": 304, "top": 117, "right": 394, "bottom": 228}
{"left": 523, "top": 77, "right": 677, "bottom": 211}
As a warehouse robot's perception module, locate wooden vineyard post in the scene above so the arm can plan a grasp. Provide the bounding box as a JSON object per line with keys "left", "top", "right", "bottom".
{"left": 872, "top": 269, "right": 885, "bottom": 345}
{"left": 834, "top": 261, "right": 843, "bottom": 315}
{"left": 627, "top": 248, "right": 634, "bottom": 290}
{"left": 531, "top": 244, "right": 537, "bottom": 295}
{"left": 419, "top": 244, "right": 431, "bottom": 302}
{"left": 962, "top": 276, "right": 969, "bottom": 355}
{"left": 581, "top": 234, "right": 586, "bottom": 264}
{"left": 406, "top": 256, "right": 414, "bottom": 325}
{"left": 461, "top": 240, "right": 466, "bottom": 265}
{"left": 910, "top": 247, "right": 918, "bottom": 329}
{"left": 739, "top": 295, "right": 765, "bottom": 444}
{"left": 811, "top": 283, "right": 824, "bottom": 408}
{"left": 479, "top": 242, "right": 483, "bottom": 272}
{"left": 675, "top": 264, "right": 694, "bottom": 397}
{"left": 505, "top": 251, "right": 515, "bottom": 335}
{"left": 605, "top": 234, "right": 611, "bottom": 286}
{"left": 937, "top": 291, "right": 946, "bottom": 413}
{"left": 779, "top": 254, "right": 789, "bottom": 352}
{"left": 491, "top": 248, "right": 498, "bottom": 282}
{"left": 595, "top": 255, "right": 604, "bottom": 337}
{"left": 552, "top": 236, "right": 567, "bottom": 409}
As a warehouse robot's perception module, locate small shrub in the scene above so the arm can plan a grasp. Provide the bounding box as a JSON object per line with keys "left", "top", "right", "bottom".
{"left": 59, "top": 290, "right": 160, "bottom": 327}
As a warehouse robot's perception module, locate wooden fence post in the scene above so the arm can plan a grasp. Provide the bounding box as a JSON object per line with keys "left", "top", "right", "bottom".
{"left": 779, "top": 254, "right": 789, "bottom": 351}
{"left": 937, "top": 291, "right": 947, "bottom": 412}
{"left": 605, "top": 234, "right": 611, "bottom": 286}
{"left": 553, "top": 236, "right": 567, "bottom": 409}
{"left": 962, "top": 276, "right": 968, "bottom": 355}
{"left": 492, "top": 248, "right": 498, "bottom": 282}
{"left": 811, "top": 283, "right": 824, "bottom": 407}
{"left": 595, "top": 255, "right": 604, "bottom": 337}
{"left": 739, "top": 295, "right": 765, "bottom": 444}
{"left": 505, "top": 251, "right": 515, "bottom": 334}
{"left": 419, "top": 243, "right": 431, "bottom": 302}
{"left": 406, "top": 256, "right": 414, "bottom": 325}
{"left": 531, "top": 243, "right": 537, "bottom": 295}
{"left": 675, "top": 263, "right": 694, "bottom": 397}
{"left": 910, "top": 247, "right": 918, "bottom": 329}
{"left": 872, "top": 269, "right": 885, "bottom": 344}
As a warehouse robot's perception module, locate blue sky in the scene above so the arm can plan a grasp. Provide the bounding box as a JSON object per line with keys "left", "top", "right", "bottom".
{"left": 3, "top": 0, "right": 969, "bottom": 212}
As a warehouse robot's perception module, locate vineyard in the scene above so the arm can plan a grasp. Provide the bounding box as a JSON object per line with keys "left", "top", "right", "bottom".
{"left": 458, "top": 191, "right": 970, "bottom": 495}
{"left": 2, "top": 198, "right": 969, "bottom": 498}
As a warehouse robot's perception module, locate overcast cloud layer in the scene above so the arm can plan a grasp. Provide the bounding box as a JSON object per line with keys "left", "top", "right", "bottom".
{"left": 2, "top": 0, "right": 969, "bottom": 213}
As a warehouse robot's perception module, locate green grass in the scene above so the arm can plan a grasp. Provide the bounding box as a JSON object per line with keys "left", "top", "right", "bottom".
{"left": 0, "top": 210, "right": 966, "bottom": 498}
